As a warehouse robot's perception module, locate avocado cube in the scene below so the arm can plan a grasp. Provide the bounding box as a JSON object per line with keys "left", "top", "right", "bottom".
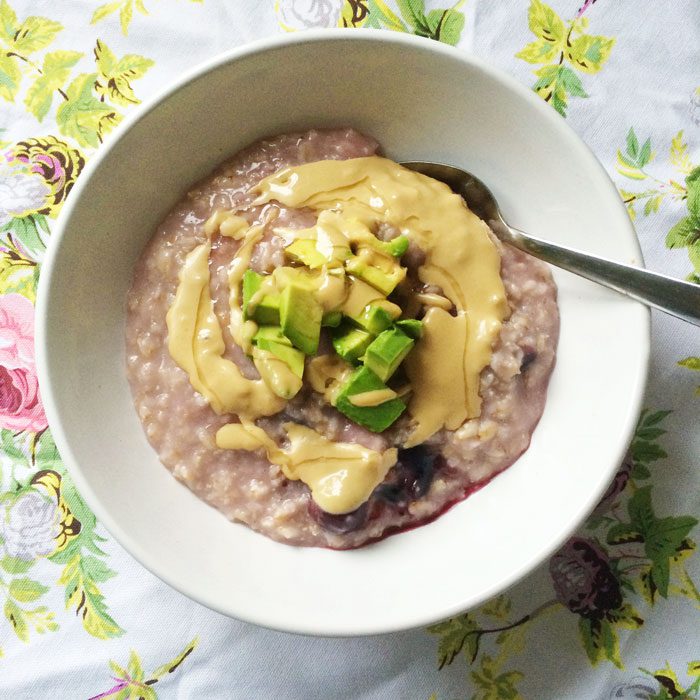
{"left": 274, "top": 265, "right": 319, "bottom": 290}
{"left": 254, "top": 326, "right": 292, "bottom": 347}
{"left": 252, "top": 347, "right": 303, "bottom": 399}
{"left": 351, "top": 304, "right": 394, "bottom": 335}
{"left": 253, "top": 295, "right": 280, "bottom": 326}
{"left": 280, "top": 284, "right": 322, "bottom": 355}
{"left": 380, "top": 236, "right": 409, "bottom": 257}
{"left": 332, "top": 324, "right": 373, "bottom": 363}
{"left": 322, "top": 310, "right": 343, "bottom": 328}
{"left": 256, "top": 340, "right": 305, "bottom": 378}
{"left": 345, "top": 256, "right": 406, "bottom": 295}
{"left": 362, "top": 235, "right": 410, "bottom": 258}
{"left": 242, "top": 270, "right": 280, "bottom": 324}
{"left": 242, "top": 269, "right": 263, "bottom": 319}
{"left": 285, "top": 239, "right": 327, "bottom": 268}
{"left": 395, "top": 319, "right": 423, "bottom": 339}
{"left": 335, "top": 366, "right": 406, "bottom": 432}
{"left": 363, "top": 329, "right": 414, "bottom": 382}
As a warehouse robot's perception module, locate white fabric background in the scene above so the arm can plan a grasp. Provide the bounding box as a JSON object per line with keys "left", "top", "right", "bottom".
{"left": 0, "top": 1, "right": 698, "bottom": 698}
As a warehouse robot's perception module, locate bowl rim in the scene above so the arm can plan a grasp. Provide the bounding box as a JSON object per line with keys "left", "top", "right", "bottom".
{"left": 35, "top": 28, "right": 650, "bottom": 636}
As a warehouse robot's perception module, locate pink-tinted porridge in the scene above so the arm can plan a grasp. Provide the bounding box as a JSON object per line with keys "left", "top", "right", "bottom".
{"left": 125, "top": 128, "right": 559, "bottom": 549}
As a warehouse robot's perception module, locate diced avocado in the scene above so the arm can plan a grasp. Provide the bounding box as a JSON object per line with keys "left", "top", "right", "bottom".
{"left": 242, "top": 270, "right": 280, "bottom": 324}
{"left": 335, "top": 366, "right": 406, "bottom": 432}
{"left": 274, "top": 266, "right": 319, "bottom": 291}
{"left": 322, "top": 310, "right": 343, "bottom": 328}
{"left": 242, "top": 269, "right": 263, "bottom": 319}
{"left": 285, "top": 239, "right": 327, "bottom": 268}
{"left": 358, "top": 235, "right": 410, "bottom": 258}
{"left": 345, "top": 256, "right": 406, "bottom": 295}
{"left": 280, "top": 284, "right": 322, "bottom": 355}
{"left": 254, "top": 326, "right": 292, "bottom": 346}
{"left": 340, "top": 277, "right": 383, "bottom": 318}
{"left": 351, "top": 304, "right": 393, "bottom": 335}
{"left": 377, "top": 236, "right": 409, "bottom": 257}
{"left": 253, "top": 295, "right": 280, "bottom": 325}
{"left": 252, "top": 347, "right": 303, "bottom": 399}
{"left": 315, "top": 232, "right": 351, "bottom": 266}
{"left": 256, "top": 340, "right": 305, "bottom": 377}
{"left": 332, "top": 324, "right": 373, "bottom": 363}
{"left": 363, "top": 328, "right": 414, "bottom": 382}
{"left": 395, "top": 319, "right": 423, "bottom": 339}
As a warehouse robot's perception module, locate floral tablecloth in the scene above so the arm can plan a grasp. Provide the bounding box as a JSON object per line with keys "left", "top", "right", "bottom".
{"left": 0, "top": 1, "right": 698, "bottom": 697}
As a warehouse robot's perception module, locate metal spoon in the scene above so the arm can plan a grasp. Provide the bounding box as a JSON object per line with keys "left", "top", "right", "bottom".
{"left": 402, "top": 161, "right": 700, "bottom": 326}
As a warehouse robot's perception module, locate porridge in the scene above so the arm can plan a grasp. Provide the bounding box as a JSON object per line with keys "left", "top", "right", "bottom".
{"left": 125, "top": 128, "right": 559, "bottom": 549}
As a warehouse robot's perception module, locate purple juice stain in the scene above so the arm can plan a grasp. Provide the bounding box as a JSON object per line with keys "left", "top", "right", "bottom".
{"left": 308, "top": 500, "right": 369, "bottom": 534}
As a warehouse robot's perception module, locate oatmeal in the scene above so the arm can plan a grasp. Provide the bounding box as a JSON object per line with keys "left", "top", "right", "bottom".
{"left": 125, "top": 128, "right": 559, "bottom": 549}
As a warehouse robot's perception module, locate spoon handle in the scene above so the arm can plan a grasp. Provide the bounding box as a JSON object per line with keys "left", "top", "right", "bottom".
{"left": 493, "top": 220, "right": 700, "bottom": 326}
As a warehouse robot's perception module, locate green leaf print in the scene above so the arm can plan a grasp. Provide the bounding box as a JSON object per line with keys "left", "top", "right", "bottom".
{"left": 617, "top": 128, "right": 655, "bottom": 178}
{"left": 516, "top": 0, "right": 615, "bottom": 117}
{"left": 0, "top": 0, "right": 17, "bottom": 40}
{"left": 678, "top": 357, "right": 700, "bottom": 396}
{"left": 565, "top": 33, "right": 615, "bottom": 73}
{"left": 57, "top": 72, "right": 120, "bottom": 148}
{"left": 679, "top": 357, "right": 700, "bottom": 371}
{"left": 558, "top": 66, "right": 587, "bottom": 96}
{"left": 366, "top": 0, "right": 465, "bottom": 44}
{"left": 686, "top": 167, "right": 700, "bottom": 221}
{"left": 46, "top": 467, "right": 123, "bottom": 638}
{"left": 525, "top": 0, "right": 565, "bottom": 46}
{"left": 1, "top": 214, "right": 49, "bottom": 261}
{"left": 615, "top": 129, "right": 700, "bottom": 280}
{"left": 630, "top": 409, "right": 670, "bottom": 472}
{"left": 91, "top": 0, "right": 146, "bottom": 35}
{"left": 641, "top": 662, "right": 700, "bottom": 698}
{"left": 91, "top": 0, "right": 203, "bottom": 35}
{"left": 481, "top": 595, "right": 512, "bottom": 621}
{"left": 149, "top": 637, "right": 199, "bottom": 680}
{"left": 11, "top": 15, "right": 62, "bottom": 54}
{"left": 25, "top": 50, "right": 81, "bottom": 120}
{"left": 2, "top": 597, "right": 57, "bottom": 642}
{"left": 47, "top": 41, "right": 153, "bottom": 148}
{"left": 92, "top": 638, "right": 199, "bottom": 699}
{"left": 578, "top": 617, "right": 617, "bottom": 667}
{"left": 515, "top": 38, "right": 560, "bottom": 64}
{"left": 8, "top": 577, "right": 49, "bottom": 603}
{"left": 0, "top": 2, "right": 152, "bottom": 146}
{"left": 0, "top": 51, "right": 21, "bottom": 100}
{"left": 576, "top": 603, "right": 642, "bottom": 668}
{"left": 94, "top": 40, "right": 154, "bottom": 106}
{"left": 1, "top": 556, "right": 35, "bottom": 575}
{"left": 423, "top": 8, "right": 464, "bottom": 46}
{"left": 365, "top": 0, "right": 406, "bottom": 32}
{"left": 0, "top": 2, "right": 70, "bottom": 104}
{"left": 4, "top": 599, "right": 29, "bottom": 642}
{"left": 610, "top": 486, "right": 697, "bottom": 598}
{"left": 57, "top": 552, "right": 123, "bottom": 638}
{"left": 128, "top": 649, "right": 145, "bottom": 683}
{"left": 671, "top": 132, "right": 694, "bottom": 175}
{"left": 607, "top": 522, "right": 643, "bottom": 546}
{"left": 428, "top": 613, "right": 480, "bottom": 668}
{"left": 0, "top": 256, "right": 37, "bottom": 302}
{"left": 471, "top": 653, "right": 524, "bottom": 700}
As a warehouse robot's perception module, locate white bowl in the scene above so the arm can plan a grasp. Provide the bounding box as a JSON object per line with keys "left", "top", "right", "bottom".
{"left": 36, "top": 30, "right": 649, "bottom": 636}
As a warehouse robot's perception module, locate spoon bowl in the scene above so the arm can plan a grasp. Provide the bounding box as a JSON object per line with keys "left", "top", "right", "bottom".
{"left": 403, "top": 161, "right": 700, "bottom": 326}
